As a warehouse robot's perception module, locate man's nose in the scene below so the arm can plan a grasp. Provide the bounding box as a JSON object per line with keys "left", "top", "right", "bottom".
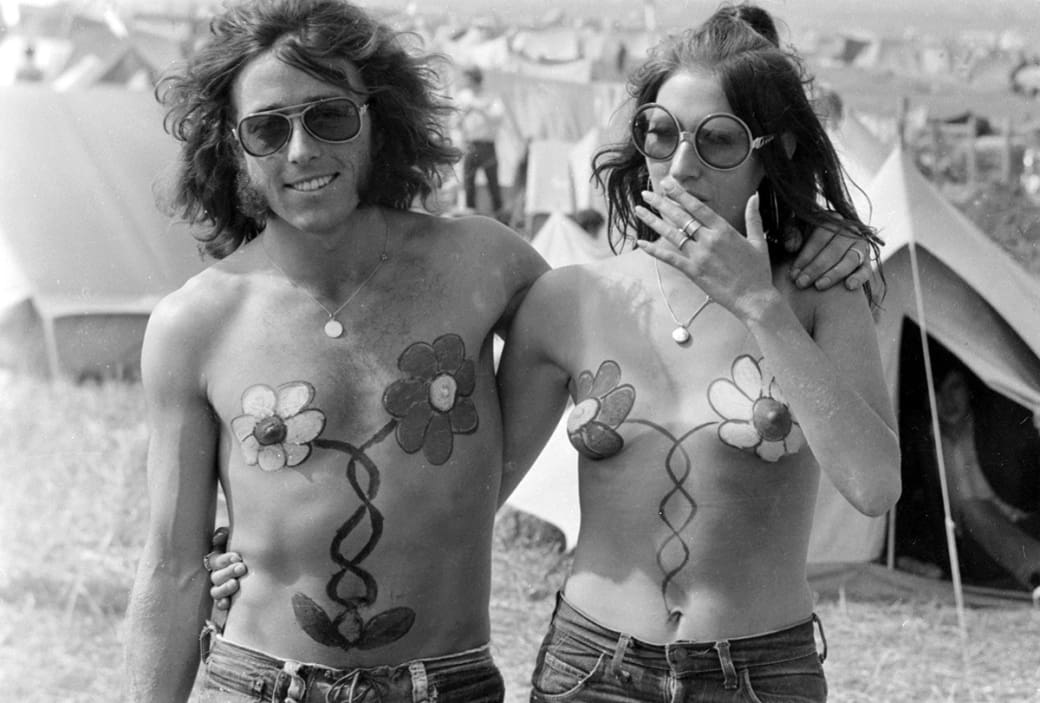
{"left": 285, "top": 117, "right": 320, "bottom": 162}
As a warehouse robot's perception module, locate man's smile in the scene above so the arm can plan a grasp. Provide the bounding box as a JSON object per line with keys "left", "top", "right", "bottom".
{"left": 287, "top": 173, "right": 338, "bottom": 192}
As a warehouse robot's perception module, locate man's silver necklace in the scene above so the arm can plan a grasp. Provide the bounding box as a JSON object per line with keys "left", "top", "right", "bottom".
{"left": 261, "top": 214, "right": 390, "bottom": 339}
{"left": 654, "top": 257, "right": 712, "bottom": 345}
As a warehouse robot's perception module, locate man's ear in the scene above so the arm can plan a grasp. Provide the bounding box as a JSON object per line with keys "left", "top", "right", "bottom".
{"left": 781, "top": 132, "right": 796, "bottom": 159}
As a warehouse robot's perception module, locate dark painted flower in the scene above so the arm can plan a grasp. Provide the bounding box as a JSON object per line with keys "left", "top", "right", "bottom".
{"left": 230, "top": 382, "right": 326, "bottom": 471}
{"left": 382, "top": 333, "right": 478, "bottom": 465}
{"left": 567, "top": 360, "right": 635, "bottom": 460}
{"left": 708, "top": 355, "right": 804, "bottom": 462}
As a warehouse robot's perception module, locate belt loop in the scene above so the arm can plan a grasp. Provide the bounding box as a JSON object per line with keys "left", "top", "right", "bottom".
{"left": 610, "top": 633, "right": 632, "bottom": 683}
{"left": 409, "top": 661, "right": 432, "bottom": 702}
{"left": 714, "top": 640, "right": 738, "bottom": 690}
{"left": 812, "top": 613, "right": 828, "bottom": 664}
{"left": 198, "top": 621, "right": 216, "bottom": 664}
{"left": 277, "top": 660, "right": 306, "bottom": 703}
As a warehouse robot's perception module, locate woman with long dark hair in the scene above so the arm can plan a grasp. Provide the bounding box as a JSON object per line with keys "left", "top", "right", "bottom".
{"left": 498, "top": 5, "right": 899, "bottom": 700}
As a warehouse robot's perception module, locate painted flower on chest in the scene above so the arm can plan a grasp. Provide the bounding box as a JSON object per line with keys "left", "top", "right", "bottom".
{"left": 382, "top": 333, "right": 478, "bottom": 466}
{"left": 231, "top": 381, "right": 327, "bottom": 471}
{"left": 708, "top": 355, "right": 804, "bottom": 462}
{"left": 567, "top": 360, "right": 635, "bottom": 460}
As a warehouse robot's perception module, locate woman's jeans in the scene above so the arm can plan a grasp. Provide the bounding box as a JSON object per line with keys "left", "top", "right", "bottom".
{"left": 530, "top": 593, "right": 827, "bottom": 702}
{"left": 198, "top": 622, "right": 504, "bottom": 702}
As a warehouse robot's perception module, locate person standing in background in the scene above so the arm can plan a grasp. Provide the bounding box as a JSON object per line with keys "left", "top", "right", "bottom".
{"left": 457, "top": 65, "right": 507, "bottom": 216}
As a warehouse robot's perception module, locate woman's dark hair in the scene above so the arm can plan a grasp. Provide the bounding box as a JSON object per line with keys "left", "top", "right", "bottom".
{"left": 592, "top": 2, "right": 883, "bottom": 305}
{"left": 157, "top": 0, "right": 460, "bottom": 259}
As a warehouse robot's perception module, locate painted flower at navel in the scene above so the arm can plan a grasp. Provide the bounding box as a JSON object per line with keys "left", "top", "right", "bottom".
{"left": 382, "top": 333, "right": 478, "bottom": 466}
{"left": 567, "top": 360, "right": 635, "bottom": 460}
{"left": 231, "top": 382, "right": 327, "bottom": 471}
{"left": 708, "top": 355, "right": 804, "bottom": 463}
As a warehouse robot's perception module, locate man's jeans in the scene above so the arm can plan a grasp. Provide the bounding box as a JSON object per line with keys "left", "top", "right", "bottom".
{"left": 530, "top": 593, "right": 827, "bottom": 702}
{"left": 198, "top": 623, "right": 504, "bottom": 702}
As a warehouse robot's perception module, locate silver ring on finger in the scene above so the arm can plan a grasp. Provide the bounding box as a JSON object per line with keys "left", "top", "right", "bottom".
{"left": 850, "top": 246, "right": 865, "bottom": 265}
{"left": 679, "top": 236, "right": 691, "bottom": 252}
{"left": 681, "top": 217, "right": 701, "bottom": 239}
{"left": 203, "top": 553, "right": 214, "bottom": 572}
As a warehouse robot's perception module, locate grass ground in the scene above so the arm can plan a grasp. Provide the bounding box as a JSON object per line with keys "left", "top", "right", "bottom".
{"left": 1, "top": 373, "right": 1038, "bottom": 702}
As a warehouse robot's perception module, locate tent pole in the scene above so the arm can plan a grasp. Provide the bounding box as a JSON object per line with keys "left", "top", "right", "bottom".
{"left": 41, "top": 312, "right": 61, "bottom": 380}
{"left": 885, "top": 505, "right": 896, "bottom": 569}
{"left": 907, "top": 229, "right": 968, "bottom": 639}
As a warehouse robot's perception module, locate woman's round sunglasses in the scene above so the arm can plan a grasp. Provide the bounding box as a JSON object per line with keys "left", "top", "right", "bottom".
{"left": 631, "top": 103, "right": 773, "bottom": 171}
{"left": 234, "top": 97, "right": 368, "bottom": 158}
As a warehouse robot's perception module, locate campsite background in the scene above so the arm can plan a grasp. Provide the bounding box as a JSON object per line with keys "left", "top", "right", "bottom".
{"left": 2, "top": 0, "right": 1040, "bottom": 700}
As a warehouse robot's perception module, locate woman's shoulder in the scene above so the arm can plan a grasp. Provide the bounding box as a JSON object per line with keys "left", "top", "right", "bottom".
{"left": 772, "top": 265, "right": 874, "bottom": 335}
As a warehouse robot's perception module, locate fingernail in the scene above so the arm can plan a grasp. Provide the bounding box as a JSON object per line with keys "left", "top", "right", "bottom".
{"left": 815, "top": 276, "right": 831, "bottom": 289}
{"left": 796, "top": 274, "right": 810, "bottom": 288}
{"left": 789, "top": 267, "right": 801, "bottom": 280}
{"left": 234, "top": 564, "right": 246, "bottom": 575}
{"left": 229, "top": 553, "right": 241, "bottom": 563}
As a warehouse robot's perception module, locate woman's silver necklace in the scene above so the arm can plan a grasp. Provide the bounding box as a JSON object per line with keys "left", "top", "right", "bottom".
{"left": 654, "top": 257, "right": 712, "bottom": 345}
{"left": 262, "top": 214, "right": 390, "bottom": 339}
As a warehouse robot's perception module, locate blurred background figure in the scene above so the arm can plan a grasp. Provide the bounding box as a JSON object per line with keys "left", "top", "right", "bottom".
{"left": 15, "top": 43, "right": 44, "bottom": 83}
{"left": 1021, "top": 131, "right": 1040, "bottom": 204}
{"left": 456, "top": 65, "right": 506, "bottom": 216}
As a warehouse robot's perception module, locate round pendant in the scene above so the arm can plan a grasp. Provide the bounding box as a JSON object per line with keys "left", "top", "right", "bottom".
{"left": 671, "top": 326, "right": 691, "bottom": 344}
{"left": 324, "top": 319, "right": 344, "bottom": 338}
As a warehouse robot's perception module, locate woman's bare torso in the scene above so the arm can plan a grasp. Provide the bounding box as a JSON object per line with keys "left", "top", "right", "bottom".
{"left": 550, "top": 251, "right": 820, "bottom": 642}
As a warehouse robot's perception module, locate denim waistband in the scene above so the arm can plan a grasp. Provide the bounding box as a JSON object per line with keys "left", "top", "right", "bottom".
{"left": 551, "top": 592, "right": 826, "bottom": 678}
{"left": 200, "top": 622, "right": 493, "bottom": 702}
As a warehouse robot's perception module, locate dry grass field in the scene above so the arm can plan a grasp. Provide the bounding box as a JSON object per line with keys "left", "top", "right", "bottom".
{"left": 1, "top": 373, "right": 1038, "bottom": 701}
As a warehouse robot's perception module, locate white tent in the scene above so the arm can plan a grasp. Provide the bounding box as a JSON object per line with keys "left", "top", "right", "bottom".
{"left": 805, "top": 145, "right": 1040, "bottom": 608}
{"left": 0, "top": 86, "right": 207, "bottom": 379}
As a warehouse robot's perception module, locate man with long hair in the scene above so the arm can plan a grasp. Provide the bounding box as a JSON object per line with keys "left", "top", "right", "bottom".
{"left": 124, "top": 1, "right": 546, "bottom": 700}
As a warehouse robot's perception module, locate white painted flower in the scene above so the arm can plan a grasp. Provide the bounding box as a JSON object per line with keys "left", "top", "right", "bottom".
{"left": 707, "top": 355, "right": 804, "bottom": 463}
{"left": 230, "top": 382, "right": 326, "bottom": 471}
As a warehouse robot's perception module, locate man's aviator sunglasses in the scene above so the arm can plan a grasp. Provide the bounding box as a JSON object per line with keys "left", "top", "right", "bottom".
{"left": 234, "top": 97, "right": 368, "bottom": 157}
{"left": 631, "top": 103, "right": 773, "bottom": 170}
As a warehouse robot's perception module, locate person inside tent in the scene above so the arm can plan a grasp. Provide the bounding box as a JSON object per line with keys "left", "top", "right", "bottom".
{"left": 935, "top": 366, "right": 1040, "bottom": 593}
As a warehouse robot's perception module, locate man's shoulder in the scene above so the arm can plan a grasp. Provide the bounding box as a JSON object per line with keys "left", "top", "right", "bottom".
{"left": 412, "top": 211, "right": 542, "bottom": 264}
{"left": 148, "top": 255, "right": 248, "bottom": 342}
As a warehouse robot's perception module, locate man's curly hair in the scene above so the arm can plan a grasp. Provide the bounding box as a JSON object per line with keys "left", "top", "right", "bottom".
{"left": 157, "top": 0, "right": 460, "bottom": 259}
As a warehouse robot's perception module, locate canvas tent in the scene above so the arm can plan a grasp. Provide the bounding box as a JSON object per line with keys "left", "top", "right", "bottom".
{"left": 861, "top": 147, "right": 1039, "bottom": 597}
{"left": 0, "top": 86, "right": 207, "bottom": 379}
